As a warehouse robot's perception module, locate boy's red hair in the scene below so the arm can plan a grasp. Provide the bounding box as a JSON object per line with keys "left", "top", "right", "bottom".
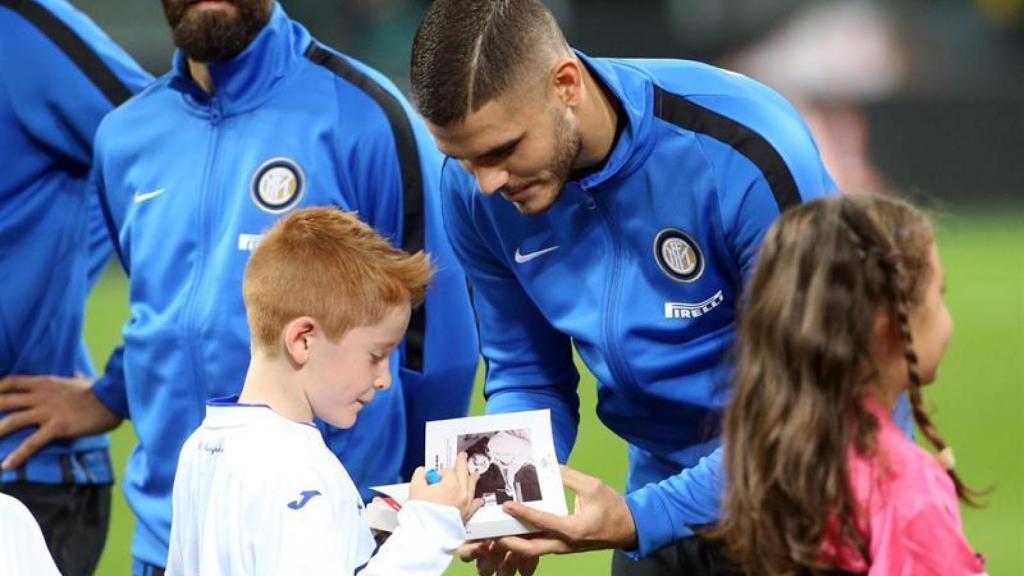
{"left": 243, "top": 206, "right": 433, "bottom": 353}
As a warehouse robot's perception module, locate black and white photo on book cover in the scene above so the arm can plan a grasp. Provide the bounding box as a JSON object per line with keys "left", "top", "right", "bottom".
{"left": 425, "top": 409, "right": 567, "bottom": 540}
{"left": 458, "top": 428, "right": 542, "bottom": 507}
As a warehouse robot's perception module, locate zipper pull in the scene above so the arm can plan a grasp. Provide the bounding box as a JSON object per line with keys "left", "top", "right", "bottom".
{"left": 210, "top": 99, "right": 223, "bottom": 125}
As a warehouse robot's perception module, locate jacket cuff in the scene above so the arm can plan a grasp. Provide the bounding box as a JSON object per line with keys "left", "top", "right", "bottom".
{"left": 622, "top": 483, "right": 693, "bottom": 559}
{"left": 91, "top": 374, "right": 129, "bottom": 419}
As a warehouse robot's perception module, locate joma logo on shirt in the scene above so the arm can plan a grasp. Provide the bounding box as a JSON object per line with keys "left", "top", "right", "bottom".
{"left": 199, "top": 441, "right": 224, "bottom": 455}
{"left": 287, "top": 490, "right": 322, "bottom": 510}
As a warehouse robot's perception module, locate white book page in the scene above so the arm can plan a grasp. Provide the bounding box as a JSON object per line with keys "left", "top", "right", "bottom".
{"left": 425, "top": 409, "right": 567, "bottom": 540}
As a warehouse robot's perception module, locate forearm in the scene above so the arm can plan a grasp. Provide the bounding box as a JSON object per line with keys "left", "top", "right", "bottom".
{"left": 360, "top": 502, "right": 464, "bottom": 576}
{"left": 622, "top": 448, "right": 724, "bottom": 558}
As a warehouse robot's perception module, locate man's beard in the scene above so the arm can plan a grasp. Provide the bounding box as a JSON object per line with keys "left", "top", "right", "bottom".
{"left": 162, "top": 0, "right": 272, "bottom": 62}
{"left": 550, "top": 109, "right": 582, "bottom": 191}
{"left": 514, "top": 109, "right": 581, "bottom": 215}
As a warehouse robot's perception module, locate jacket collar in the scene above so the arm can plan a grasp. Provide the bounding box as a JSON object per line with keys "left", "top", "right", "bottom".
{"left": 573, "top": 51, "right": 656, "bottom": 190}
{"left": 169, "top": 2, "right": 310, "bottom": 116}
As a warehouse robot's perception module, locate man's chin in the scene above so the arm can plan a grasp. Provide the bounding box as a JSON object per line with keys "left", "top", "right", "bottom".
{"left": 510, "top": 187, "right": 559, "bottom": 216}
{"left": 513, "top": 201, "right": 546, "bottom": 216}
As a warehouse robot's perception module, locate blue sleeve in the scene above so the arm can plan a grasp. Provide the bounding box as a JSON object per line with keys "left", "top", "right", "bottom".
{"left": 3, "top": 1, "right": 148, "bottom": 385}
{"left": 342, "top": 103, "right": 402, "bottom": 247}
{"left": 84, "top": 184, "right": 114, "bottom": 289}
{"left": 73, "top": 186, "right": 115, "bottom": 378}
{"left": 624, "top": 448, "right": 722, "bottom": 557}
{"left": 88, "top": 134, "right": 130, "bottom": 419}
{"left": 439, "top": 163, "right": 581, "bottom": 461}
{"left": 1, "top": 0, "right": 151, "bottom": 168}
{"left": 92, "top": 344, "right": 128, "bottom": 419}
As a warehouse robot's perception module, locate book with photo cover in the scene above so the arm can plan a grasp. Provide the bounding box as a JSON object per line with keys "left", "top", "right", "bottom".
{"left": 365, "top": 409, "right": 567, "bottom": 540}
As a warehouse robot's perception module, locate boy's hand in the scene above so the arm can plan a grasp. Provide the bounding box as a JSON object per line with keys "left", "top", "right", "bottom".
{"left": 0, "top": 374, "right": 122, "bottom": 470}
{"left": 410, "top": 452, "right": 482, "bottom": 522}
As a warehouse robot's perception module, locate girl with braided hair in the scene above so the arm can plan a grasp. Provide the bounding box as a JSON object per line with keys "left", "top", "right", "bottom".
{"left": 719, "top": 194, "right": 985, "bottom": 575}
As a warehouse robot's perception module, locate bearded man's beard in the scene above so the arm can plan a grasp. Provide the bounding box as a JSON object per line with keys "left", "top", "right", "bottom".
{"left": 162, "top": 0, "right": 272, "bottom": 62}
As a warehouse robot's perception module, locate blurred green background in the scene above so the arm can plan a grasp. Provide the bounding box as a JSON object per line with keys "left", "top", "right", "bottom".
{"left": 84, "top": 209, "right": 1023, "bottom": 575}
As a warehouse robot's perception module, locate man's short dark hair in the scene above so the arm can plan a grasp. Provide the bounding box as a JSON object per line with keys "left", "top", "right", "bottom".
{"left": 410, "top": 0, "right": 567, "bottom": 126}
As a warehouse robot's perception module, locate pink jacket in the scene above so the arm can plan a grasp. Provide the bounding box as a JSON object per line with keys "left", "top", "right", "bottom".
{"left": 823, "top": 399, "right": 985, "bottom": 575}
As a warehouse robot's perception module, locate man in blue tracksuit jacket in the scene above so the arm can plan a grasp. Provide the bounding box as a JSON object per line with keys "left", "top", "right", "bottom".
{"left": 410, "top": 2, "right": 842, "bottom": 574}
{"left": 0, "top": 0, "right": 150, "bottom": 573}
{"left": 2, "top": 1, "right": 479, "bottom": 572}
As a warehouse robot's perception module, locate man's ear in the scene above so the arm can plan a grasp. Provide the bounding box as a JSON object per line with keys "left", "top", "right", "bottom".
{"left": 551, "top": 57, "right": 583, "bottom": 107}
{"left": 283, "top": 316, "right": 317, "bottom": 366}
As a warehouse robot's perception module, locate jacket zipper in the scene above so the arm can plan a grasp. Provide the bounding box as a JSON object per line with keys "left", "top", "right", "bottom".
{"left": 181, "top": 99, "right": 223, "bottom": 402}
{"left": 589, "top": 188, "right": 643, "bottom": 401}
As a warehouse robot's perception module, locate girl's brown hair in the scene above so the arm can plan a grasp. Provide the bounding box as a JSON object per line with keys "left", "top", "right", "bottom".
{"left": 719, "top": 194, "right": 973, "bottom": 575}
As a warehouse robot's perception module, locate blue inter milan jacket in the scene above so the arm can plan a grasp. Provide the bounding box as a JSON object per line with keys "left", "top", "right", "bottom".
{"left": 0, "top": 0, "right": 150, "bottom": 485}
{"left": 440, "top": 53, "right": 837, "bottom": 557}
{"left": 89, "top": 4, "right": 478, "bottom": 569}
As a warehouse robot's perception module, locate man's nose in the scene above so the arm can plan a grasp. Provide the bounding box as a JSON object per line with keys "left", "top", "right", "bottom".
{"left": 473, "top": 165, "right": 510, "bottom": 196}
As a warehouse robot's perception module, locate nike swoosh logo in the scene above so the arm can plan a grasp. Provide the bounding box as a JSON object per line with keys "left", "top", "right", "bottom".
{"left": 514, "top": 245, "right": 560, "bottom": 264}
{"left": 133, "top": 188, "right": 166, "bottom": 204}
{"left": 287, "top": 490, "right": 322, "bottom": 510}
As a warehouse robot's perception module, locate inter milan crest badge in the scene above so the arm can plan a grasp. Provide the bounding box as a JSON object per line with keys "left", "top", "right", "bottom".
{"left": 250, "top": 157, "right": 305, "bottom": 214}
{"left": 653, "top": 228, "right": 704, "bottom": 283}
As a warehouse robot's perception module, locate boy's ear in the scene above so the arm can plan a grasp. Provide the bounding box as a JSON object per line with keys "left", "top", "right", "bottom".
{"left": 283, "top": 316, "right": 318, "bottom": 366}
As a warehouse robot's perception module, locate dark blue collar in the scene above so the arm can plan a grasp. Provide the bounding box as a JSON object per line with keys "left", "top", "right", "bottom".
{"left": 169, "top": 2, "right": 311, "bottom": 116}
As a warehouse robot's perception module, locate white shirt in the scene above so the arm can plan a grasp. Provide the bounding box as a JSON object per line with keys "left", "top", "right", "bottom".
{"left": 166, "top": 401, "right": 465, "bottom": 575}
{"left": 0, "top": 493, "right": 61, "bottom": 576}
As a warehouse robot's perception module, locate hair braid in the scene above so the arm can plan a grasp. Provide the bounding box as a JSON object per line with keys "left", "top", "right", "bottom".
{"left": 839, "top": 198, "right": 978, "bottom": 503}
{"left": 875, "top": 230, "right": 980, "bottom": 504}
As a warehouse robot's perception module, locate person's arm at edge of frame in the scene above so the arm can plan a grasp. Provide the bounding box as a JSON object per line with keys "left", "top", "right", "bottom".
{"left": 0, "top": 5, "right": 150, "bottom": 468}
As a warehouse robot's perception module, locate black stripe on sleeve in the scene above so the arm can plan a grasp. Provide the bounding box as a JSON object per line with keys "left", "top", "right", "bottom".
{"left": 653, "top": 86, "right": 802, "bottom": 212}
{"left": 1, "top": 0, "right": 133, "bottom": 106}
{"left": 97, "top": 179, "right": 127, "bottom": 273}
{"left": 303, "top": 42, "right": 426, "bottom": 372}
